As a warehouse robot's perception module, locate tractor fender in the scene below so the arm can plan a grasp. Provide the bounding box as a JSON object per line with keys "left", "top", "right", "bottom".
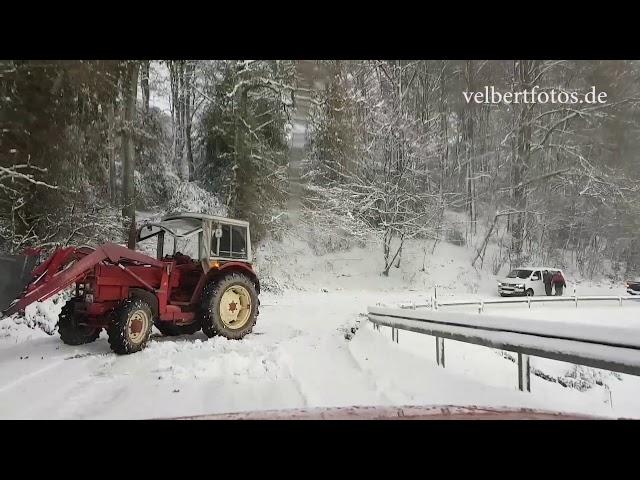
{"left": 216, "top": 262, "right": 260, "bottom": 294}
{"left": 128, "top": 287, "right": 159, "bottom": 319}
{"left": 191, "top": 262, "right": 260, "bottom": 306}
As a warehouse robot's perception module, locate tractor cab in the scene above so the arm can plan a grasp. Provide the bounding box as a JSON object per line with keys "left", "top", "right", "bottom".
{"left": 136, "top": 213, "right": 252, "bottom": 270}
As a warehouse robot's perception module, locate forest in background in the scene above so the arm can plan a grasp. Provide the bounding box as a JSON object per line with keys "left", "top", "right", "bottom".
{"left": 1, "top": 60, "right": 639, "bottom": 279}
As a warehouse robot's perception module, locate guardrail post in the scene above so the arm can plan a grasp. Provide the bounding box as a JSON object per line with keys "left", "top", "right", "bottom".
{"left": 605, "top": 384, "right": 613, "bottom": 409}
{"left": 391, "top": 327, "right": 399, "bottom": 343}
{"left": 574, "top": 288, "right": 578, "bottom": 308}
{"left": 435, "top": 336, "right": 445, "bottom": 367}
{"left": 527, "top": 296, "right": 531, "bottom": 309}
{"left": 434, "top": 286, "right": 438, "bottom": 311}
{"left": 619, "top": 296, "right": 622, "bottom": 307}
{"left": 518, "top": 353, "right": 531, "bottom": 392}
{"left": 480, "top": 300, "right": 484, "bottom": 313}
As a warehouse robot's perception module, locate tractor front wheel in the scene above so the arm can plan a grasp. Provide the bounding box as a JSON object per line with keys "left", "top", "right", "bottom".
{"left": 107, "top": 297, "right": 153, "bottom": 354}
{"left": 58, "top": 298, "right": 101, "bottom": 345}
{"left": 201, "top": 273, "right": 258, "bottom": 340}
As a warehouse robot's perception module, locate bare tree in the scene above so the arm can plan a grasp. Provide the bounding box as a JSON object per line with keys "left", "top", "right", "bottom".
{"left": 140, "top": 60, "right": 150, "bottom": 115}
{"left": 120, "top": 60, "right": 140, "bottom": 249}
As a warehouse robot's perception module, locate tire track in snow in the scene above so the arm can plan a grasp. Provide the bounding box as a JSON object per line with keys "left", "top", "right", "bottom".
{"left": 0, "top": 353, "right": 111, "bottom": 418}
{"left": 344, "top": 324, "right": 417, "bottom": 405}
{"left": 278, "top": 328, "right": 392, "bottom": 408}
{"left": 0, "top": 358, "right": 66, "bottom": 394}
{"left": 276, "top": 348, "right": 310, "bottom": 408}
{"left": 335, "top": 315, "right": 396, "bottom": 404}
{"left": 342, "top": 332, "right": 396, "bottom": 405}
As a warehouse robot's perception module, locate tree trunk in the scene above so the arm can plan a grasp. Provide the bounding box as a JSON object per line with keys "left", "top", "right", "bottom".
{"left": 178, "top": 61, "right": 188, "bottom": 180}
{"left": 472, "top": 213, "right": 501, "bottom": 268}
{"left": 383, "top": 231, "right": 404, "bottom": 276}
{"left": 511, "top": 60, "right": 537, "bottom": 258}
{"left": 438, "top": 61, "right": 448, "bottom": 195}
{"left": 185, "top": 61, "right": 194, "bottom": 181}
{"left": 141, "top": 60, "right": 150, "bottom": 115}
{"left": 121, "top": 61, "right": 139, "bottom": 249}
{"left": 464, "top": 60, "right": 477, "bottom": 237}
{"left": 107, "top": 101, "right": 117, "bottom": 205}
{"left": 169, "top": 60, "right": 185, "bottom": 176}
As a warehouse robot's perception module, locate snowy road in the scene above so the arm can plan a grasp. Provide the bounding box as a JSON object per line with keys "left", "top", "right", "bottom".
{"left": 2, "top": 289, "right": 640, "bottom": 419}
{"left": 0, "top": 292, "right": 411, "bottom": 418}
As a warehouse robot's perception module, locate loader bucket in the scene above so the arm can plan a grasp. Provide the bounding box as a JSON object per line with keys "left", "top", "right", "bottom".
{"left": 0, "top": 253, "right": 38, "bottom": 314}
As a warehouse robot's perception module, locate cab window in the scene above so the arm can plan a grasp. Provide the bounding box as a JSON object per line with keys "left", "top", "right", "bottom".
{"left": 211, "top": 224, "right": 247, "bottom": 259}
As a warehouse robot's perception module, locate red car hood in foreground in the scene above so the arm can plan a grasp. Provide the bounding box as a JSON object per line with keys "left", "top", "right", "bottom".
{"left": 171, "top": 405, "right": 610, "bottom": 420}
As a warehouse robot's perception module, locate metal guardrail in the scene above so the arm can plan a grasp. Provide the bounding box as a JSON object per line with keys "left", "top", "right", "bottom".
{"left": 400, "top": 291, "right": 640, "bottom": 312}
{"left": 368, "top": 305, "right": 640, "bottom": 393}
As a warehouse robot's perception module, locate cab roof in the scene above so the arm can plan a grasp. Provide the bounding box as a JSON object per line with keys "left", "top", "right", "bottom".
{"left": 516, "top": 267, "right": 563, "bottom": 271}
{"left": 162, "top": 213, "right": 249, "bottom": 228}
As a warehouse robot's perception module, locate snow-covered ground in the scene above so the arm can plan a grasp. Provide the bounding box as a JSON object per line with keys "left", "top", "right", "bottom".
{"left": 1, "top": 228, "right": 639, "bottom": 419}
{"left": 1, "top": 289, "right": 637, "bottom": 419}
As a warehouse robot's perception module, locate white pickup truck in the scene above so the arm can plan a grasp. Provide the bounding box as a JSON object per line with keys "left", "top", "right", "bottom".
{"left": 497, "top": 267, "right": 566, "bottom": 297}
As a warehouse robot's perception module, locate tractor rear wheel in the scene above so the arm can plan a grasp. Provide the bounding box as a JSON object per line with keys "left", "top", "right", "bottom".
{"left": 200, "top": 273, "right": 258, "bottom": 340}
{"left": 107, "top": 297, "right": 153, "bottom": 354}
{"left": 58, "top": 298, "right": 101, "bottom": 345}
{"left": 155, "top": 319, "right": 201, "bottom": 336}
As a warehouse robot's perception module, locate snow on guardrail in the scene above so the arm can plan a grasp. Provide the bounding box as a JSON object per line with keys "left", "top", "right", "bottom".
{"left": 367, "top": 305, "right": 640, "bottom": 391}
{"left": 399, "top": 294, "right": 640, "bottom": 311}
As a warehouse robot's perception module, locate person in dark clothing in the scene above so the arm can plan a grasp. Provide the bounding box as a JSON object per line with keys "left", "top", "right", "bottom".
{"left": 543, "top": 271, "right": 553, "bottom": 296}
{"left": 551, "top": 271, "right": 566, "bottom": 296}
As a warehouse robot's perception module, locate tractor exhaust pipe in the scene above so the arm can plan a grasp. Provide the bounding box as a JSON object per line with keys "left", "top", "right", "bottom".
{"left": 0, "top": 253, "right": 39, "bottom": 314}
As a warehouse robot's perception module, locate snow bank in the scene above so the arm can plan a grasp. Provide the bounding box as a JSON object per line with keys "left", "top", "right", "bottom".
{"left": 145, "top": 335, "right": 290, "bottom": 383}
{"left": 348, "top": 322, "right": 622, "bottom": 417}
{"left": 0, "top": 293, "right": 68, "bottom": 344}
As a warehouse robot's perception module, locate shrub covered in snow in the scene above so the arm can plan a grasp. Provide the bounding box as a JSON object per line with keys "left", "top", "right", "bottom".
{"left": 165, "top": 180, "right": 226, "bottom": 216}
{"left": 446, "top": 227, "right": 466, "bottom": 247}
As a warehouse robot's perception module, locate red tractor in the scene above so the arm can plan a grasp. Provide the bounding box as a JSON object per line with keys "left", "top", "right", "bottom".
{"left": 0, "top": 213, "right": 260, "bottom": 354}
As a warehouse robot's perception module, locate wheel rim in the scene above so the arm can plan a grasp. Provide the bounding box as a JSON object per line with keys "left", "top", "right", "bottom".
{"left": 128, "top": 309, "right": 150, "bottom": 344}
{"left": 219, "top": 285, "right": 252, "bottom": 329}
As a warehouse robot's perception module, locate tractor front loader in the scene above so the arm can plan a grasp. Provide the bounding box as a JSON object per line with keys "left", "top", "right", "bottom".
{"left": 0, "top": 214, "right": 260, "bottom": 354}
